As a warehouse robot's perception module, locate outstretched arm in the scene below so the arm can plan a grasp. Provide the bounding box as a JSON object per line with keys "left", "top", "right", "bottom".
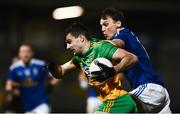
{"left": 47, "top": 60, "right": 76, "bottom": 79}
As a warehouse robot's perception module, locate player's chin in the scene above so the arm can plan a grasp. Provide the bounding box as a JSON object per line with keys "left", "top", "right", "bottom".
{"left": 73, "top": 52, "right": 79, "bottom": 55}
{"left": 106, "top": 36, "right": 113, "bottom": 40}
{"left": 72, "top": 50, "right": 77, "bottom": 55}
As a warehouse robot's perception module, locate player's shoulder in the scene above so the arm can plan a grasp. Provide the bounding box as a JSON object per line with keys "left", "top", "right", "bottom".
{"left": 31, "top": 58, "right": 46, "bottom": 66}
{"left": 91, "top": 39, "right": 109, "bottom": 46}
{"left": 10, "top": 60, "right": 23, "bottom": 70}
{"left": 91, "top": 41, "right": 115, "bottom": 54}
{"left": 115, "top": 28, "right": 138, "bottom": 42}
{"left": 89, "top": 37, "right": 101, "bottom": 42}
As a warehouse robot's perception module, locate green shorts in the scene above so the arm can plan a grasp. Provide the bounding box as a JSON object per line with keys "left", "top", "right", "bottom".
{"left": 96, "top": 94, "right": 138, "bottom": 113}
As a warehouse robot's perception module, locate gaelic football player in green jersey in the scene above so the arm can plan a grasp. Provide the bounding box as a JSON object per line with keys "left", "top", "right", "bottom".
{"left": 46, "top": 23, "right": 138, "bottom": 113}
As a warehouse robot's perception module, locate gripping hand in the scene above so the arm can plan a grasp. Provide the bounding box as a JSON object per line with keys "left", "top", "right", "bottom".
{"left": 91, "top": 60, "right": 116, "bottom": 82}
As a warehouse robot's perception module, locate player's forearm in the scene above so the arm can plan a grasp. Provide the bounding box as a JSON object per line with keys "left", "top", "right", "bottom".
{"left": 107, "top": 39, "right": 125, "bottom": 48}
{"left": 5, "top": 81, "right": 14, "bottom": 102}
{"left": 5, "top": 81, "right": 13, "bottom": 92}
{"left": 48, "top": 60, "right": 76, "bottom": 79}
{"left": 114, "top": 54, "right": 138, "bottom": 73}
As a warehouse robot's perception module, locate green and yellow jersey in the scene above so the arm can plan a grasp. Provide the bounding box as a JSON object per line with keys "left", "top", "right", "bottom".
{"left": 72, "top": 38, "right": 127, "bottom": 102}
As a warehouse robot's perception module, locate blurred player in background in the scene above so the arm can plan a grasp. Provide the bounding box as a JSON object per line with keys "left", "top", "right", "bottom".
{"left": 78, "top": 71, "right": 101, "bottom": 113}
{"left": 100, "top": 7, "right": 171, "bottom": 113}
{"left": 46, "top": 23, "right": 138, "bottom": 113}
{"left": 5, "top": 44, "right": 59, "bottom": 114}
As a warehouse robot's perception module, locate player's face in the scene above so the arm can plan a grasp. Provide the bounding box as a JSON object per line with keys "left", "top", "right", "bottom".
{"left": 65, "top": 33, "right": 83, "bottom": 55}
{"left": 19, "top": 45, "right": 33, "bottom": 64}
{"left": 100, "top": 16, "right": 119, "bottom": 40}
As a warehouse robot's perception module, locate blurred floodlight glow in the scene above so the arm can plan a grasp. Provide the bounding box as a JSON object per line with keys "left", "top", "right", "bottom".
{"left": 52, "top": 6, "right": 84, "bottom": 20}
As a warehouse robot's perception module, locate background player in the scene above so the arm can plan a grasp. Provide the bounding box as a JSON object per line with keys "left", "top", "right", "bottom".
{"left": 100, "top": 7, "right": 171, "bottom": 113}
{"left": 46, "top": 23, "right": 138, "bottom": 113}
{"left": 5, "top": 44, "right": 59, "bottom": 113}
{"left": 78, "top": 71, "right": 101, "bottom": 113}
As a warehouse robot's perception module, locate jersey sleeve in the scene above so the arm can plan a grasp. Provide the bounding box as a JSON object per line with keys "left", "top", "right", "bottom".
{"left": 72, "top": 56, "right": 81, "bottom": 68}
{"left": 100, "top": 41, "right": 118, "bottom": 60}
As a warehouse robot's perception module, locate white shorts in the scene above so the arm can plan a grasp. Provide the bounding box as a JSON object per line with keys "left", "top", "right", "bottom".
{"left": 87, "top": 96, "right": 102, "bottom": 113}
{"left": 25, "top": 103, "right": 50, "bottom": 114}
{"left": 129, "top": 83, "right": 171, "bottom": 113}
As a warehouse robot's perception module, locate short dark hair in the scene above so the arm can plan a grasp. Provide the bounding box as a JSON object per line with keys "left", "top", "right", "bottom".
{"left": 65, "top": 22, "right": 90, "bottom": 40}
{"left": 101, "top": 8, "right": 125, "bottom": 27}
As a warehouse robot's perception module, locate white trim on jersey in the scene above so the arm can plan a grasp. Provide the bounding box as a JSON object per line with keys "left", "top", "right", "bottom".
{"left": 10, "top": 58, "right": 46, "bottom": 70}
{"left": 31, "top": 59, "right": 46, "bottom": 66}
{"left": 10, "top": 60, "right": 24, "bottom": 70}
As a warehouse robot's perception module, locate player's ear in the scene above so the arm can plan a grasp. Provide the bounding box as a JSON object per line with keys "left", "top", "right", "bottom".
{"left": 79, "top": 34, "right": 85, "bottom": 42}
{"left": 116, "top": 21, "right": 122, "bottom": 28}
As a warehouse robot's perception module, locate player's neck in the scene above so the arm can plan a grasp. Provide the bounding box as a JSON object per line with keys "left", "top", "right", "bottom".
{"left": 22, "top": 60, "right": 31, "bottom": 66}
{"left": 82, "top": 41, "right": 91, "bottom": 55}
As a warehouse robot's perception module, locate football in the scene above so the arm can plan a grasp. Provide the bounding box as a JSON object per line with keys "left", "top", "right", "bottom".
{"left": 89, "top": 57, "right": 113, "bottom": 77}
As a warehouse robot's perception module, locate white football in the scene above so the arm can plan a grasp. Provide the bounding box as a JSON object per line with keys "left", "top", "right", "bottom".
{"left": 89, "top": 58, "right": 113, "bottom": 77}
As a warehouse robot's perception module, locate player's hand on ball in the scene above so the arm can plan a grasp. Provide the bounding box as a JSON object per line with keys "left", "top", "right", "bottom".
{"left": 91, "top": 60, "right": 116, "bottom": 82}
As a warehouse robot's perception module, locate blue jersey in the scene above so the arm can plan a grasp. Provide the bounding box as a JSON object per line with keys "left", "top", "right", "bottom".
{"left": 87, "top": 86, "right": 97, "bottom": 97}
{"left": 8, "top": 59, "right": 49, "bottom": 112}
{"left": 113, "top": 28, "right": 164, "bottom": 89}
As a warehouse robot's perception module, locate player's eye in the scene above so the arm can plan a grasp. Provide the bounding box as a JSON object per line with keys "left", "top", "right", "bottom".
{"left": 103, "top": 23, "right": 108, "bottom": 27}
{"left": 66, "top": 40, "right": 71, "bottom": 44}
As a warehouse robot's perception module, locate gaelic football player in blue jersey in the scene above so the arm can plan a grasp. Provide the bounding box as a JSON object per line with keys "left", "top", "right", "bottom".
{"left": 100, "top": 8, "right": 171, "bottom": 113}
{"left": 5, "top": 44, "right": 59, "bottom": 113}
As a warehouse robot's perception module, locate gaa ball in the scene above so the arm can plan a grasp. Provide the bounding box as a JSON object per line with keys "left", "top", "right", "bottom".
{"left": 89, "top": 58, "right": 113, "bottom": 77}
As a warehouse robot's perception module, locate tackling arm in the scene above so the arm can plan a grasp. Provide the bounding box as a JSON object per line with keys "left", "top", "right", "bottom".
{"left": 106, "top": 39, "right": 125, "bottom": 48}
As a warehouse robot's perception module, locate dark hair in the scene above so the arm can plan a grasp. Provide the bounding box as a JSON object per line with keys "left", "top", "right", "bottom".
{"left": 65, "top": 22, "right": 90, "bottom": 40}
{"left": 101, "top": 8, "right": 125, "bottom": 27}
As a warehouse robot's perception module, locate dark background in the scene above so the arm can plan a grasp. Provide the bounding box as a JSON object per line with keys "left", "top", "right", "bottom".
{"left": 0, "top": 0, "right": 180, "bottom": 113}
